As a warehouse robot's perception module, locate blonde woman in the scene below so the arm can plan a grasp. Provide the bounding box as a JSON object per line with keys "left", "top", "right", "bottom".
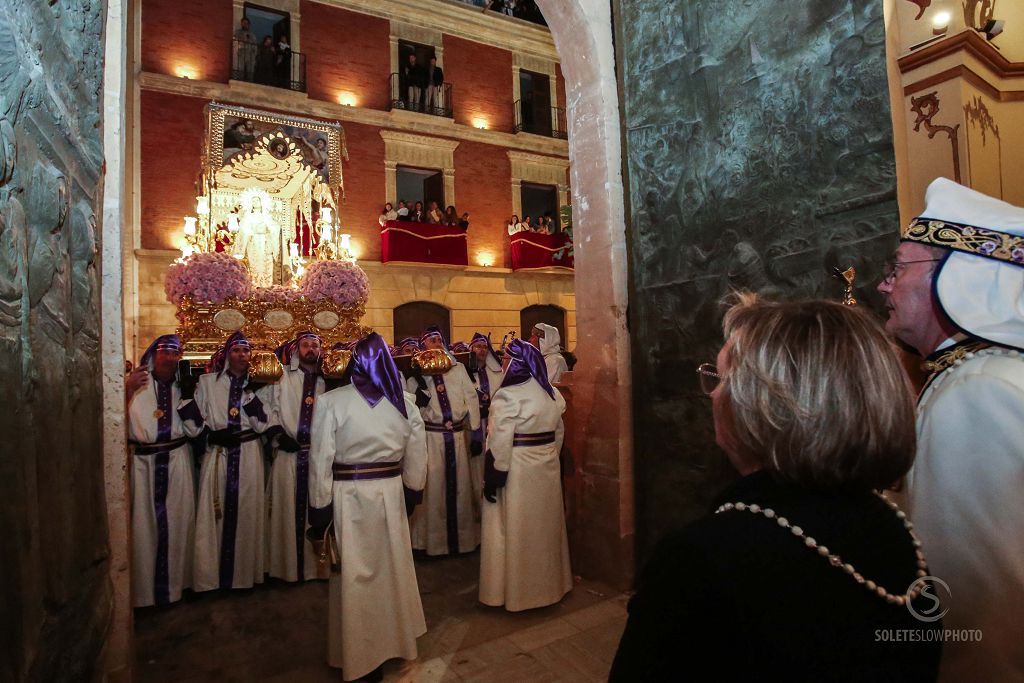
{"left": 612, "top": 295, "right": 942, "bottom": 681}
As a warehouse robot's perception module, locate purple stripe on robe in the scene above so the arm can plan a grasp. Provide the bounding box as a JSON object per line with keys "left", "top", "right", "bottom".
{"left": 152, "top": 377, "right": 174, "bottom": 605}
{"left": 293, "top": 369, "right": 318, "bottom": 578}
{"left": 472, "top": 368, "right": 491, "bottom": 445}
{"left": 432, "top": 373, "right": 461, "bottom": 555}
{"left": 219, "top": 374, "right": 246, "bottom": 590}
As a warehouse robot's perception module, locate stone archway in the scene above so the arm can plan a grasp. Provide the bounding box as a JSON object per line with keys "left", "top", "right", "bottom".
{"left": 535, "top": 0, "right": 635, "bottom": 589}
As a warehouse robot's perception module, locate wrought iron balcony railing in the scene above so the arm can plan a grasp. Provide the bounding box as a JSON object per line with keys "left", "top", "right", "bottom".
{"left": 388, "top": 73, "right": 453, "bottom": 118}
{"left": 231, "top": 38, "right": 307, "bottom": 93}
{"left": 513, "top": 99, "right": 567, "bottom": 139}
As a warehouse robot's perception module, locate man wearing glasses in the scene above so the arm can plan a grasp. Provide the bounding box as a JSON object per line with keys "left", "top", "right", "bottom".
{"left": 877, "top": 178, "right": 1024, "bottom": 682}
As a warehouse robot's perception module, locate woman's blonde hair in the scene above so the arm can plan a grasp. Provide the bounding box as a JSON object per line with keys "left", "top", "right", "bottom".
{"left": 720, "top": 292, "right": 916, "bottom": 490}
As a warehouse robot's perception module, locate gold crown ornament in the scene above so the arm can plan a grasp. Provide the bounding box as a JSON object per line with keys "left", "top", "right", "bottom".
{"left": 412, "top": 349, "right": 454, "bottom": 376}
{"left": 249, "top": 351, "right": 284, "bottom": 383}
{"left": 321, "top": 348, "right": 353, "bottom": 378}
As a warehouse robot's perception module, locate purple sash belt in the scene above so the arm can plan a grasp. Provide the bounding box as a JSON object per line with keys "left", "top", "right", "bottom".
{"left": 424, "top": 419, "right": 465, "bottom": 433}
{"left": 512, "top": 431, "right": 556, "bottom": 447}
{"left": 132, "top": 437, "right": 189, "bottom": 455}
{"left": 332, "top": 461, "right": 402, "bottom": 481}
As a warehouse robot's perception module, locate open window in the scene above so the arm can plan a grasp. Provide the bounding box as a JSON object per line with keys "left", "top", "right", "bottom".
{"left": 520, "top": 182, "right": 560, "bottom": 233}
{"left": 396, "top": 165, "right": 445, "bottom": 213}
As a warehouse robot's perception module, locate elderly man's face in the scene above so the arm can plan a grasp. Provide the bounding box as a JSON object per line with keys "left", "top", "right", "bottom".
{"left": 876, "top": 242, "right": 943, "bottom": 353}
{"left": 423, "top": 335, "right": 445, "bottom": 351}
{"left": 472, "top": 344, "right": 489, "bottom": 363}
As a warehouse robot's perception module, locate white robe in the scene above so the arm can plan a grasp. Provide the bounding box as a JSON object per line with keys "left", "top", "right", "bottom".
{"left": 261, "top": 366, "right": 326, "bottom": 582}
{"left": 128, "top": 377, "right": 204, "bottom": 607}
{"left": 309, "top": 386, "right": 427, "bottom": 680}
{"left": 480, "top": 378, "right": 572, "bottom": 611}
{"left": 470, "top": 355, "right": 505, "bottom": 504}
{"left": 536, "top": 323, "right": 569, "bottom": 383}
{"left": 192, "top": 371, "right": 271, "bottom": 592}
{"left": 902, "top": 350, "right": 1024, "bottom": 681}
{"left": 406, "top": 363, "right": 482, "bottom": 555}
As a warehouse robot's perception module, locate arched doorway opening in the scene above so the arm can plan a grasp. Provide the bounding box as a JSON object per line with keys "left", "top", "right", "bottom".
{"left": 520, "top": 303, "right": 566, "bottom": 346}
{"left": 393, "top": 301, "right": 451, "bottom": 344}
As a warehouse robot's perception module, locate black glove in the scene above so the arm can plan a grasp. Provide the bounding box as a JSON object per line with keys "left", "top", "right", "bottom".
{"left": 414, "top": 389, "right": 431, "bottom": 408}
{"left": 483, "top": 450, "right": 508, "bottom": 503}
{"left": 323, "top": 376, "right": 349, "bottom": 392}
{"left": 276, "top": 433, "right": 301, "bottom": 453}
{"left": 305, "top": 504, "right": 332, "bottom": 542}
{"left": 208, "top": 428, "right": 241, "bottom": 448}
{"left": 470, "top": 438, "right": 483, "bottom": 457}
{"left": 404, "top": 486, "right": 423, "bottom": 517}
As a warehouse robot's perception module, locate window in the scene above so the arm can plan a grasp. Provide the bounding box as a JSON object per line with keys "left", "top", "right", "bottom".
{"left": 232, "top": 4, "right": 305, "bottom": 92}
{"left": 391, "top": 40, "right": 450, "bottom": 117}
{"left": 520, "top": 305, "right": 566, "bottom": 346}
{"left": 517, "top": 71, "right": 552, "bottom": 136}
{"left": 520, "top": 182, "right": 560, "bottom": 232}
{"left": 394, "top": 302, "right": 451, "bottom": 345}
{"left": 396, "top": 166, "right": 445, "bottom": 212}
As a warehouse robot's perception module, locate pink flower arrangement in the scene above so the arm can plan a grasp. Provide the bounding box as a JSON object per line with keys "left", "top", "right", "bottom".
{"left": 299, "top": 259, "right": 370, "bottom": 306}
{"left": 165, "top": 252, "right": 253, "bottom": 305}
{"left": 252, "top": 284, "right": 300, "bottom": 304}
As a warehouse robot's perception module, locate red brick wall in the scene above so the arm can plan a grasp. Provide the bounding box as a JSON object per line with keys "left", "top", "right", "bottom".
{"left": 301, "top": 2, "right": 391, "bottom": 109}
{"left": 140, "top": 0, "right": 233, "bottom": 82}
{"left": 336, "top": 121, "right": 387, "bottom": 261}
{"left": 443, "top": 36, "right": 514, "bottom": 133}
{"left": 453, "top": 140, "right": 512, "bottom": 267}
{"left": 556, "top": 63, "right": 567, "bottom": 111}
{"left": 140, "top": 90, "right": 209, "bottom": 249}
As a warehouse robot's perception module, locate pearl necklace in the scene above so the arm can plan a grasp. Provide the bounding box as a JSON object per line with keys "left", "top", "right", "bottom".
{"left": 714, "top": 494, "right": 928, "bottom": 606}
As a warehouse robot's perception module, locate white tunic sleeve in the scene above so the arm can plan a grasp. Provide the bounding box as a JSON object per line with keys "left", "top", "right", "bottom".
{"left": 401, "top": 394, "right": 428, "bottom": 491}
{"left": 459, "top": 364, "right": 481, "bottom": 431}
{"left": 486, "top": 387, "right": 520, "bottom": 472}
{"left": 308, "top": 394, "right": 338, "bottom": 510}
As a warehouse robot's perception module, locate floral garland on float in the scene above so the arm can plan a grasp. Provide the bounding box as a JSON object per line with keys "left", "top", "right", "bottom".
{"left": 168, "top": 250, "right": 371, "bottom": 363}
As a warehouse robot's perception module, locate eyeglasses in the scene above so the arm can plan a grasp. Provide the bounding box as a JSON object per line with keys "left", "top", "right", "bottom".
{"left": 697, "top": 363, "right": 720, "bottom": 395}
{"left": 881, "top": 258, "right": 943, "bottom": 284}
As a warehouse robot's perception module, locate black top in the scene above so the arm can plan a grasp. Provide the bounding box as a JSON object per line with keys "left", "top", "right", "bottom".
{"left": 610, "top": 470, "right": 942, "bottom": 682}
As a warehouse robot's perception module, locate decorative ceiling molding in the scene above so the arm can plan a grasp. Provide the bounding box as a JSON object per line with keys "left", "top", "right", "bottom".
{"left": 898, "top": 29, "right": 1024, "bottom": 77}
{"left": 380, "top": 130, "right": 460, "bottom": 152}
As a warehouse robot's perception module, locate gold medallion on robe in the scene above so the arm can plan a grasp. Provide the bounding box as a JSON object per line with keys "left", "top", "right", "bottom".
{"left": 229, "top": 407, "right": 240, "bottom": 417}
{"left": 436, "top": 384, "right": 446, "bottom": 394}
{"left": 153, "top": 409, "right": 165, "bottom": 419}
{"left": 304, "top": 396, "right": 314, "bottom": 406}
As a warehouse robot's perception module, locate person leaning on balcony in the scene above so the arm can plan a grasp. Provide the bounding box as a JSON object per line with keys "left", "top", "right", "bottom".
{"left": 396, "top": 200, "right": 410, "bottom": 220}
{"left": 254, "top": 35, "right": 276, "bottom": 85}
{"left": 378, "top": 202, "right": 398, "bottom": 227}
{"left": 506, "top": 214, "right": 523, "bottom": 235}
{"left": 610, "top": 295, "right": 942, "bottom": 682}
{"left": 426, "top": 201, "right": 443, "bottom": 225}
{"left": 234, "top": 17, "right": 257, "bottom": 81}
{"left": 275, "top": 34, "right": 291, "bottom": 88}
{"left": 410, "top": 201, "right": 426, "bottom": 223}
{"left": 443, "top": 205, "right": 459, "bottom": 227}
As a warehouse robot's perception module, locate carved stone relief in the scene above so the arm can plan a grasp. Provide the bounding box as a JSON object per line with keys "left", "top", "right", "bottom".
{"left": 0, "top": 0, "right": 109, "bottom": 680}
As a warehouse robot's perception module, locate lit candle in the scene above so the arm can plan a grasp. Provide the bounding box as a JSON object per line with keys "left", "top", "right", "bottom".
{"left": 340, "top": 233, "right": 351, "bottom": 252}
{"left": 196, "top": 196, "right": 209, "bottom": 215}
{"left": 228, "top": 214, "right": 240, "bottom": 233}
{"left": 183, "top": 216, "right": 197, "bottom": 236}
{"left": 321, "top": 207, "right": 333, "bottom": 225}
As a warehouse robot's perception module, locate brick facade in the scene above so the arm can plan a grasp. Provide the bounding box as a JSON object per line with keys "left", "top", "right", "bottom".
{"left": 301, "top": 2, "right": 391, "bottom": 109}
{"left": 443, "top": 35, "right": 514, "bottom": 133}
{"left": 140, "top": 0, "right": 232, "bottom": 82}
{"left": 140, "top": 90, "right": 208, "bottom": 249}
{"left": 453, "top": 139, "right": 512, "bottom": 266}
{"left": 336, "top": 121, "right": 387, "bottom": 261}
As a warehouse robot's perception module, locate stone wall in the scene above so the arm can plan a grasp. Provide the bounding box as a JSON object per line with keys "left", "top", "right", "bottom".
{"left": 0, "top": 0, "right": 111, "bottom": 680}
{"left": 617, "top": 0, "right": 899, "bottom": 559}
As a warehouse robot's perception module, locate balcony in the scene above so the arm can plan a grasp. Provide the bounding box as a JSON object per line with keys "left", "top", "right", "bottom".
{"left": 388, "top": 73, "right": 454, "bottom": 119}
{"left": 231, "top": 38, "right": 307, "bottom": 93}
{"left": 514, "top": 99, "right": 567, "bottom": 139}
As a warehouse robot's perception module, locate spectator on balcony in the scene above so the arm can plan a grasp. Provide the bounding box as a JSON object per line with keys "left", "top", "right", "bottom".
{"left": 396, "top": 200, "right": 410, "bottom": 220}
{"left": 427, "top": 201, "right": 443, "bottom": 225}
{"left": 459, "top": 212, "right": 471, "bottom": 231}
{"left": 522, "top": 215, "right": 533, "bottom": 232}
{"left": 255, "top": 36, "right": 276, "bottom": 86}
{"left": 276, "top": 34, "right": 292, "bottom": 88}
{"left": 507, "top": 215, "right": 523, "bottom": 235}
{"left": 500, "top": 0, "right": 517, "bottom": 17}
{"left": 234, "top": 18, "right": 257, "bottom": 81}
{"left": 425, "top": 56, "right": 445, "bottom": 114}
{"left": 402, "top": 53, "right": 426, "bottom": 111}
{"left": 378, "top": 203, "right": 398, "bottom": 227}
{"left": 410, "top": 201, "right": 426, "bottom": 223}
{"left": 443, "top": 205, "right": 459, "bottom": 227}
